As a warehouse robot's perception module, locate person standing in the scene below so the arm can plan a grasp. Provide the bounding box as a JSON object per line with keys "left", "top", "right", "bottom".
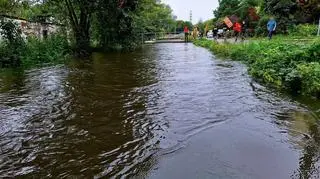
{"left": 192, "top": 26, "right": 198, "bottom": 40}
{"left": 213, "top": 28, "right": 218, "bottom": 40}
{"left": 267, "top": 17, "right": 277, "bottom": 40}
{"left": 242, "top": 20, "right": 247, "bottom": 39}
{"left": 233, "top": 21, "right": 242, "bottom": 42}
{"left": 184, "top": 26, "right": 189, "bottom": 42}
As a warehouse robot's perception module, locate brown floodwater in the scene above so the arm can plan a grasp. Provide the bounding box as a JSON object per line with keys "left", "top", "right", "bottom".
{"left": 0, "top": 43, "right": 320, "bottom": 178}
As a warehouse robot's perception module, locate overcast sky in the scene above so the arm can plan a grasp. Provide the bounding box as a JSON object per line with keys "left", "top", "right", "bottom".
{"left": 162, "top": 0, "right": 219, "bottom": 24}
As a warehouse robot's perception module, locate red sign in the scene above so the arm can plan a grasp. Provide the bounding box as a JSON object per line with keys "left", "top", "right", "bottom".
{"left": 224, "top": 17, "right": 233, "bottom": 28}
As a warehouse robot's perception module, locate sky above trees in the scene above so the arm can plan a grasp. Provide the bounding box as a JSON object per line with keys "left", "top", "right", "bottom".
{"left": 163, "top": 0, "right": 219, "bottom": 23}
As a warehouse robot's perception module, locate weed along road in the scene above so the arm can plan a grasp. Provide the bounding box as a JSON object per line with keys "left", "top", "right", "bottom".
{"left": 0, "top": 43, "right": 320, "bottom": 178}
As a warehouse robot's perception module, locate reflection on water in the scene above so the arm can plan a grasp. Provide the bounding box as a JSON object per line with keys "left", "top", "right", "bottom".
{"left": 286, "top": 112, "right": 320, "bottom": 178}
{"left": 0, "top": 44, "right": 320, "bottom": 178}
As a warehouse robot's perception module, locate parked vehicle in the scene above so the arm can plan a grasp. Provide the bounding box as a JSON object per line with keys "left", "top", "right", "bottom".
{"left": 217, "top": 29, "right": 224, "bottom": 38}
{"left": 207, "top": 30, "right": 213, "bottom": 38}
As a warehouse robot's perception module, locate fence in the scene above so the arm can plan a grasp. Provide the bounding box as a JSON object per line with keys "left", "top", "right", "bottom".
{"left": 139, "top": 32, "right": 184, "bottom": 43}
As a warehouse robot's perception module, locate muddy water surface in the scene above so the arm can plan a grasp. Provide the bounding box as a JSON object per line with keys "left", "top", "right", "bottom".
{"left": 0, "top": 44, "right": 320, "bottom": 178}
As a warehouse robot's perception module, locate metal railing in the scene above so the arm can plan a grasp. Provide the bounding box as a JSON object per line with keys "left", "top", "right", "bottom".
{"left": 139, "top": 32, "right": 184, "bottom": 43}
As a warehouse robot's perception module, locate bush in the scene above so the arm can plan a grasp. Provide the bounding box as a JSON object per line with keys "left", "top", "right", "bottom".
{"left": 194, "top": 38, "right": 320, "bottom": 97}
{"left": 0, "top": 18, "right": 70, "bottom": 68}
{"left": 297, "top": 62, "right": 320, "bottom": 97}
{"left": 0, "top": 20, "right": 25, "bottom": 67}
{"left": 255, "top": 15, "right": 270, "bottom": 36}
{"left": 21, "top": 35, "right": 70, "bottom": 67}
{"left": 288, "top": 24, "right": 318, "bottom": 37}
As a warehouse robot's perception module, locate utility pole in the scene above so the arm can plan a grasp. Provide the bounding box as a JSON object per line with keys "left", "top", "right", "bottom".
{"left": 190, "top": 10, "right": 192, "bottom": 23}
{"left": 318, "top": 16, "right": 320, "bottom": 36}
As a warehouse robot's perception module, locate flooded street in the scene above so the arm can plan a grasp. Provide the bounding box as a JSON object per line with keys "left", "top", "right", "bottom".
{"left": 0, "top": 43, "right": 320, "bottom": 178}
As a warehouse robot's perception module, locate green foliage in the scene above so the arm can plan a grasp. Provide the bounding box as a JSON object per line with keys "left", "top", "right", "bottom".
{"left": 194, "top": 38, "right": 320, "bottom": 97}
{"left": 0, "top": 19, "right": 25, "bottom": 67}
{"left": 203, "top": 18, "right": 215, "bottom": 29}
{"left": 133, "top": 0, "right": 174, "bottom": 32}
{"left": 91, "top": 0, "right": 175, "bottom": 51}
{"left": 0, "top": 18, "right": 69, "bottom": 68}
{"left": 175, "top": 20, "right": 193, "bottom": 32}
{"left": 195, "top": 19, "right": 205, "bottom": 32}
{"left": 2, "top": 0, "right": 176, "bottom": 53}
{"left": 214, "top": 0, "right": 241, "bottom": 19}
{"left": 255, "top": 15, "right": 270, "bottom": 35}
{"left": 213, "top": 0, "right": 319, "bottom": 35}
{"left": 0, "top": 35, "right": 70, "bottom": 68}
{"left": 21, "top": 35, "right": 70, "bottom": 67}
{"left": 297, "top": 63, "right": 320, "bottom": 97}
{"left": 288, "top": 24, "right": 318, "bottom": 37}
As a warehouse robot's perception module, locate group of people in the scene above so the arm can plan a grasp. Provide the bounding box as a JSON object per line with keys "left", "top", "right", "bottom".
{"left": 183, "top": 26, "right": 203, "bottom": 42}
{"left": 183, "top": 17, "right": 277, "bottom": 43}
{"left": 233, "top": 17, "right": 277, "bottom": 41}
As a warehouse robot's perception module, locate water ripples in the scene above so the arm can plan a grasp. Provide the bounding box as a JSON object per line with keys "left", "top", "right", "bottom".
{"left": 0, "top": 44, "right": 319, "bottom": 178}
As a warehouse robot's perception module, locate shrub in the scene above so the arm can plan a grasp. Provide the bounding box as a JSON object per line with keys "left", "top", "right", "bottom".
{"left": 21, "top": 35, "right": 70, "bottom": 67}
{"left": 255, "top": 15, "right": 270, "bottom": 36}
{"left": 289, "top": 24, "right": 318, "bottom": 37}
{"left": 297, "top": 63, "right": 320, "bottom": 96}
{"left": 0, "top": 18, "right": 70, "bottom": 68}
{"left": 0, "top": 20, "right": 26, "bottom": 67}
{"left": 194, "top": 38, "right": 320, "bottom": 97}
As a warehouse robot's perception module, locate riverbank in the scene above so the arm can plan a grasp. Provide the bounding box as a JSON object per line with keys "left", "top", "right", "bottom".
{"left": 0, "top": 35, "right": 70, "bottom": 68}
{"left": 194, "top": 38, "right": 320, "bottom": 98}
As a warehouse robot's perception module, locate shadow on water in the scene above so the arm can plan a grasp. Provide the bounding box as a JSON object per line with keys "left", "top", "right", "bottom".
{"left": 249, "top": 76, "right": 320, "bottom": 178}
{"left": 0, "top": 46, "right": 164, "bottom": 178}
{"left": 286, "top": 111, "right": 320, "bottom": 179}
{"left": 0, "top": 69, "right": 26, "bottom": 94}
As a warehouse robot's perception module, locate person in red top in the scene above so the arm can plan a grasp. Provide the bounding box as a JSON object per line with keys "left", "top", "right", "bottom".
{"left": 184, "top": 26, "right": 189, "bottom": 42}
{"left": 233, "top": 21, "right": 242, "bottom": 42}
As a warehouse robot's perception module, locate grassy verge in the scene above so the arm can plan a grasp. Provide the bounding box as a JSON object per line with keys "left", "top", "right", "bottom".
{"left": 21, "top": 35, "right": 70, "bottom": 67}
{"left": 0, "top": 35, "right": 70, "bottom": 68}
{"left": 194, "top": 37, "right": 320, "bottom": 98}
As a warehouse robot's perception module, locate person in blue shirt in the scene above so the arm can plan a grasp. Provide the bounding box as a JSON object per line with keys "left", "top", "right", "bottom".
{"left": 267, "top": 17, "right": 277, "bottom": 40}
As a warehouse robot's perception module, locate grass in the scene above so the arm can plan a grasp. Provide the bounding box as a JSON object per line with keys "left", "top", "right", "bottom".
{"left": 194, "top": 36, "right": 320, "bottom": 98}
{"left": 0, "top": 35, "right": 70, "bottom": 68}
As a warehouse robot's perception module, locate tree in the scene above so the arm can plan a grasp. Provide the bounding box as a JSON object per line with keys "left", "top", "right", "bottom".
{"left": 196, "top": 19, "right": 205, "bottom": 32}
{"left": 1, "top": 0, "right": 176, "bottom": 53}
{"left": 296, "top": 0, "right": 320, "bottom": 23}
{"left": 236, "top": 0, "right": 261, "bottom": 19}
{"left": 132, "top": 0, "right": 174, "bottom": 33}
{"left": 214, "top": 0, "right": 240, "bottom": 19}
{"left": 91, "top": 0, "right": 139, "bottom": 50}
{"left": 0, "top": 0, "right": 16, "bottom": 14}
{"left": 62, "top": 0, "right": 95, "bottom": 54}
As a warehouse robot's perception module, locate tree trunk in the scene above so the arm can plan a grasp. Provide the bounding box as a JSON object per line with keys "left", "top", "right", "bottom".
{"left": 64, "top": 0, "right": 91, "bottom": 56}
{"left": 74, "top": 29, "right": 90, "bottom": 56}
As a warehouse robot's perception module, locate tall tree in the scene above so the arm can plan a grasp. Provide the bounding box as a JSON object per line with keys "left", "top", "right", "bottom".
{"left": 92, "top": 0, "right": 138, "bottom": 49}
{"left": 213, "top": 0, "right": 240, "bottom": 19}
{"left": 62, "top": 0, "right": 95, "bottom": 53}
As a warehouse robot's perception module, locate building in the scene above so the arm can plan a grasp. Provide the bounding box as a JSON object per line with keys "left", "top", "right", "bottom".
{"left": 0, "top": 14, "right": 63, "bottom": 41}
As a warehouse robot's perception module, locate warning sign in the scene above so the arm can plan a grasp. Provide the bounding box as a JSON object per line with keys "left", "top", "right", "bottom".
{"left": 224, "top": 17, "right": 233, "bottom": 28}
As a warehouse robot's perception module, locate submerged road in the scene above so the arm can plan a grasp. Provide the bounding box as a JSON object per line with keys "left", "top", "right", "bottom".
{"left": 0, "top": 43, "right": 319, "bottom": 178}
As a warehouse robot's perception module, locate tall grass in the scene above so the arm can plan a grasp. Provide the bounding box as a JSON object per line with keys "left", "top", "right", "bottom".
{"left": 0, "top": 35, "right": 70, "bottom": 68}
{"left": 194, "top": 38, "right": 320, "bottom": 97}
{"left": 0, "top": 20, "right": 70, "bottom": 68}
{"left": 21, "top": 35, "right": 70, "bottom": 67}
